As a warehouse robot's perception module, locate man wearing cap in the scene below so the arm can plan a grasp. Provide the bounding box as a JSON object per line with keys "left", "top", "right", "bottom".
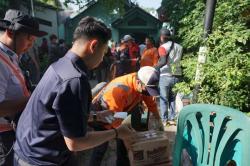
{"left": 122, "top": 34, "right": 140, "bottom": 72}
{"left": 113, "top": 40, "right": 130, "bottom": 78}
{"left": 0, "top": 9, "right": 47, "bottom": 165}
{"left": 89, "top": 66, "right": 161, "bottom": 166}
{"left": 155, "top": 28, "right": 183, "bottom": 126}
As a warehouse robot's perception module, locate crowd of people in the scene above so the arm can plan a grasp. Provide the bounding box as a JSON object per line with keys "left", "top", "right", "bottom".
{"left": 0, "top": 9, "right": 182, "bottom": 166}
{"left": 17, "top": 29, "right": 70, "bottom": 89}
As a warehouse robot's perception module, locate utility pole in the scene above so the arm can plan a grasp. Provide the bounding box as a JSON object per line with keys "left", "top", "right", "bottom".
{"left": 192, "top": 0, "right": 217, "bottom": 103}
{"left": 55, "top": 0, "right": 60, "bottom": 38}
{"left": 30, "top": 0, "right": 35, "bottom": 17}
{"left": 203, "top": 0, "right": 217, "bottom": 38}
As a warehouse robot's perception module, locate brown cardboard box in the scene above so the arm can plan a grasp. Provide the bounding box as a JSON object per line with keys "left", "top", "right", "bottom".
{"left": 128, "top": 130, "right": 170, "bottom": 166}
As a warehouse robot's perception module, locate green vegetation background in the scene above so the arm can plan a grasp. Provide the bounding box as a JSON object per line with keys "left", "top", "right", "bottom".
{"left": 162, "top": 0, "right": 250, "bottom": 111}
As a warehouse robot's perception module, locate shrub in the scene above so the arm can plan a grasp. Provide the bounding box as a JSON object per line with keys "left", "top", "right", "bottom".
{"left": 162, "top": 0, "right": 250, "bottom": 111}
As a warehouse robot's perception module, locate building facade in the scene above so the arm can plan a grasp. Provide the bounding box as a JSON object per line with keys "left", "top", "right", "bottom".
{"left": 65, "top": 1, "right": 162, "bottom": 45}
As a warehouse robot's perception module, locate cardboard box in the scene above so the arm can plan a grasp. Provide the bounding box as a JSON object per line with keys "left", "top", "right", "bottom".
{"left": 129, "top": 130, "right": 170, "bottom": 166}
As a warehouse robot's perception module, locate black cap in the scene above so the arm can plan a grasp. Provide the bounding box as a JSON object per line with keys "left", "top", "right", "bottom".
{"left": 0, "top": 9, "right": 47, "bottom": 37}
{"left": 160, "top": 28, "right": 171, "bottom": 37}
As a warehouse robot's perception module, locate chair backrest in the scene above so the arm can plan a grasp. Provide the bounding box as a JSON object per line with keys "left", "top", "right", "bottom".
{"left": 173, "top": 104, "right": 250, "bottom": 166}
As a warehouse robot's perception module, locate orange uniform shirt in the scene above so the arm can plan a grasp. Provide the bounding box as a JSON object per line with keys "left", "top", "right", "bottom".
{"left": 128, "top": 43, "right": 139, "bottom": 66}
{"left": 100, "top": 73, "right": 157, "bottom": 113}
{"left": 93, "top": 73, "right": 158, "bottom": 128}
{"left": 140, "top": 47, "right": 159, "bottom": 67}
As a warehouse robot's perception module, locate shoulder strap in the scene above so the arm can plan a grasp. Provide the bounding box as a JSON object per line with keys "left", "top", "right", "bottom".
{"left": 0, "top": 52, "right": 30, "bottom": 97}
{"left": 168, "top": 41, "right": 174, "bottom": 55}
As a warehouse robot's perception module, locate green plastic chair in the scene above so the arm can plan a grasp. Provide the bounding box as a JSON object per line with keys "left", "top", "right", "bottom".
{"left": 173, "top": 104, "right": 250, "bottom": 166}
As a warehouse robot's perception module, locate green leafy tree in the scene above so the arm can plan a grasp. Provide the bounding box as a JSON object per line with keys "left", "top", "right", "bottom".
{"left": 38, "top": 0, "right": 62, "bottom": 8}
{"left": 62, "top": 0, "right": 136, "bottom": 15}
{"left": 161, "top": 0, "right": 250, "bottom": 111}
{"left": 4, "top": 0, "right": 62, "bottom": 9}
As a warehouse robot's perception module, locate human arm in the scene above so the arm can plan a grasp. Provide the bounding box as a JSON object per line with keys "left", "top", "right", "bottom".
{"left": 142, "top": 96, "right": 160, "bottom": 119}
{"left": 53, "top": 78, "right": 134, "bottom": 151}
{"left": 154, "top": 46, "right": 167, "bottom": 71}
{"left": 0, "top": 63, "right": 29, "bottom": 117}
{"left": 143, "top": 96, "right": 164, "bottom": 130}
{"left": 0, "top": 97, "right": 29, "bottom": 117}
{"left": 64, "top": 123, "right": 135, "bottom": 151}
{"left": 153, "top": 48, "right": 160, "bottom": 66}
{"left": 88, "top": 109, "right": 114, "bottom": 124}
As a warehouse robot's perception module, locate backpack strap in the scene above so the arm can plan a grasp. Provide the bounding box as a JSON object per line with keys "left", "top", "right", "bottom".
{"left": 168, "top": 41, "right": 174, "bottom": 56}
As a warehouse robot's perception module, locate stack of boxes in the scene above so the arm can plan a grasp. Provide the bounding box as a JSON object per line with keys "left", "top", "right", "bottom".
{"left": 128, "top": 131, "right": 170, "bottom": 166}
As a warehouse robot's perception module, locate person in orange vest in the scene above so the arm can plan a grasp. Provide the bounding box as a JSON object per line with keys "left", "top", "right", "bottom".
{"left": 89, "top": 66, "right": 161, "bottom": 166}
{"left": 0, "top": 9, "right": 47, "bottom": 165}
{"left": 122, "top": 34, "right": 140, "bottom": 72}
{"left": 140, "top": 36, "right": 159, "bottom": 67}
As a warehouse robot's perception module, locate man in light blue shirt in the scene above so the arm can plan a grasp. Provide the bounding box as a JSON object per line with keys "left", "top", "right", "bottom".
{"left": 0, "top": 9, "right": 47, "bottom": 165}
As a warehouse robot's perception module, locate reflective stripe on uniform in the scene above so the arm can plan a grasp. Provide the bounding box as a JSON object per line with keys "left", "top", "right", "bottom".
{"left": 93, "top": 82, "right": 133, "bottom": 129}
{"left": 0, "top": 47, "right": 30, "bottom": 132}
{"left": 94, "top": 82, "right": 130, "bottom": 110}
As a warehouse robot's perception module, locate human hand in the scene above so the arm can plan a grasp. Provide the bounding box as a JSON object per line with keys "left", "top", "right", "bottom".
{"left": 96, "top": 110, "right": 114, "bottom": 124}
{"left": 165, "top": 157, "right": 173, "bottom": 166}
{"left": 116, "top": 123, "right": 136, "bottom": 149}
{"left": 148, "top": 115, "right": 164, "bottom": 131}
{"left": 153, "top": 111, "right": 161, "bottom": 120}
{"left": 136, "top": 57, "right": 140, "bottom": 66}
{"left": 153, "top": 112, "right": 164, "bottom": 128}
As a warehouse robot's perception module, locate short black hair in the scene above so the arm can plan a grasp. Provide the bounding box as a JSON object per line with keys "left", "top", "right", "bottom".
{"left": 50, "top": 34, "right": 57, "bottom": 41}
{"left": 160, "top": 28, "right": 171, "bottom": 36}
{"left": 146, "top": 36, "right": 155, "bottom": 45}
{"left": 73, "top": 16, "right": 111, "bottom": 44}
{"left": 59, "top": 39, "right": 65, "bottom": 44}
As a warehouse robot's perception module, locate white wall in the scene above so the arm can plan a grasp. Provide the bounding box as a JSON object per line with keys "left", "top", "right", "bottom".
{"left": 35, "top": 6, "right": 59, "bottom": 41}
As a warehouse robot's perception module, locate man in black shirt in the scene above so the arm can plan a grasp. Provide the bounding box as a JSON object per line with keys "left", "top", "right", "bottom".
{"left": 14, "top": 16, "right": 135, "bottom": 166}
